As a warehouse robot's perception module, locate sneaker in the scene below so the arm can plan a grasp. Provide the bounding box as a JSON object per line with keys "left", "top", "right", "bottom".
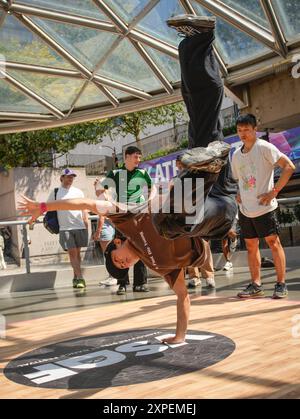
{"left": 99, "top": 277, "right": 118, "bottom": 286}
{"left": 272, "top": 282, "right": 288, "bottom": 299}
{"left": 237, "top": 283, "right": 264, "bottom": 299}
{"left": 188, "top": 277, "right": 202, "bottom": 288}
{"left": 205, "top": 277, "right": 216, "bottom": 288}
{"left": 223, "top": 261, "right": 233, "bottom": 271}
{"left": 73, "top": 278, "right": 86, "bottom": 289}
{"left": 261, "top": 257, "right": 275, "bottom": 268}
{"left": 180, "top": 141, "right": 230, "bottom": 174}
{"left": 117, "top": 285, "right": 126, "bottom": 295}
{"left": 167, "top": 14, "right": 216, "bottom": 37}
{"left": 133, "top": 285, "right": 150, "bottom": 292}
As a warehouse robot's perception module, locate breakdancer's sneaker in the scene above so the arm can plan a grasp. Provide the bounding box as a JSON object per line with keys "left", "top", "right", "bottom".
{"left": 167, "top": 14, "right": 216, "bottom": 37}
{"left": 180, "top": 141, "right": 231, "bottom": 173}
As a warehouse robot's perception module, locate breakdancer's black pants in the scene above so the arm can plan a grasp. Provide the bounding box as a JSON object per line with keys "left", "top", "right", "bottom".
{"left": 153, "top": 31, "right": 237, "bottom": 240}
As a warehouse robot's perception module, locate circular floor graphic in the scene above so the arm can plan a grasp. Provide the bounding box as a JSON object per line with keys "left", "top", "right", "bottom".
{"left": 5, "top": 329, "right": 235, "bottom": 389}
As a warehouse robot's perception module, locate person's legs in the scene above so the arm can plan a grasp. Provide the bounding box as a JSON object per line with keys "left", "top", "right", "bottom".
{"left": 68, "top": 247, "right": 84, "bottom": 281}
{"left": 236, "top": 211, "right": 265, "bottom": 298}
{"left": 187, "top": 266, "right": 201, "bottom": 288}
{"left": 264, "top": 234, "right": 288, "bottom": 299}
{"left": 0, "top": 246, "right": 6, "bottom": 270}
{"left": 99, "top": 240, "right": 118, "bottom": 286}
{"left": 155, "top": 16, "right": 237, "bottom": 241}
{"left": 133, "top": 260, "right": 149, "bottom": 292}
{"left": 178, "top": 30, "right": 224, "bottom": 148}
{"left": 245, "top": 238, "right": 262, "bottom": 285}
{"left": 264, "top": 235, "right": 286, "bottom": 282}
{"left": 199, "top": 243, "right": 215, "bottom": 288}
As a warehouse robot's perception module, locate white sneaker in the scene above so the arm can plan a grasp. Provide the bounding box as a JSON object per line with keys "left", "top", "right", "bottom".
{"left": 99, "top": 277, "right": 118, "bottom": 286}
{"left": 223, "top": 261, "right": 233, "bottom": 271}
{"left": 205, "top": 277, "right": 216, "bottom": 288}
{"left": 188, "top": 277, "right": 202, "bottom": 288}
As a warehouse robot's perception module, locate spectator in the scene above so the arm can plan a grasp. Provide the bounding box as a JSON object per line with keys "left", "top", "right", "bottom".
{"left": 102, "top": 146, "right": 156, "bottom": 295}
{"left": 0, "top": 230, "right": 7, "bottom": 270}
{"left": 93, "top": 216, "right": 117, "bottom": 286}
{"left": 0, "top": 226, "right": 12, "bottom": 258}
{"left": 48, "top": 168, "right": 89, "bottom": 289}
{"left": 231, "top": 114, "right": 295, "bottom": 299}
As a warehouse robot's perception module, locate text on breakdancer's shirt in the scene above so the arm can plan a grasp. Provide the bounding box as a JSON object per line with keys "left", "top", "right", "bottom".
{"left": 107, "top": 206, "right": 206, "bottom": 287}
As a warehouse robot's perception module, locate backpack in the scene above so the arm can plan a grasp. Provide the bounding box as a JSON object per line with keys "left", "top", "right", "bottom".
{"left": 43, "top": 188, "right": 60, "bottom": 234}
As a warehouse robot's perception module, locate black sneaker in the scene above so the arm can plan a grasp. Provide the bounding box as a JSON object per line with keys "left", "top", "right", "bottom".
{"left": 180, "top": 141, "right": 230, "bottom": 173}
{"left": 133, "top": 285, "right": 149, "bottom": 292}
{"left": 117, "top": 285, "right": 126, "bottom": 295}
{"left": 167, "top": 14, "right": 216, "bottom": 37}
{"left": 237, "top": 283, "right": 265, "bottom": 299}
{"left": 272, "top": 282, "right": 288, "bottom": 299}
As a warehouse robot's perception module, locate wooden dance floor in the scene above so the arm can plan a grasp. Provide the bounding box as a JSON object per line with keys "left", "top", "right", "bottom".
{"left": 1, "top": 292, "right": 300, "bottom": 399}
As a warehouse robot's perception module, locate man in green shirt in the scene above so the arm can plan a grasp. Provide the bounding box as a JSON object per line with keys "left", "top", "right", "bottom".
{"left": 103, "top": 146, "right": 156, "bottom": 295}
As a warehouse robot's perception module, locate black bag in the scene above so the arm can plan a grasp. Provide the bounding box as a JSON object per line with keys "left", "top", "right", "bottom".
{"left": 43, "top": 188, "right": 59, "bottom": 234}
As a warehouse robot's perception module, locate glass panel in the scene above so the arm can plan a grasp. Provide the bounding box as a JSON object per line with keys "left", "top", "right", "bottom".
{"left": 0, "top": 15, "right": 74, "bottom": 69}
{"left": 104, "top": 0, "right": 149, "bottom": 24}
{"left": 192, "top": 1, "right": 270, "bottom": 65}
{"left": 17, "top": 0, "right": 108, "bottom": 20}
{"left": 7, "top": 70, "right": 85, "bottom": 111}
{"left": 109, "top": 88, "right": 131, "bottom": 100}
{"left": 221, "top": 0, "right": 270, "bottom": 28}
{"left": 272, "top": 0, "right": 300, "bottom": 41}
{"left": 0, "top": 78, "right": 49, "bottom": 113}
{"left": 32, "top": 17, "right": 120, "bottom": 71}
{"left": 74, "top": 82, "right": 109, "bottom": 109}
{"left": 137, "top": 0, "right": 185, "bottom": 46}
{"left": 143, "top": 45, "right": 180, "bottom": 83}
{"left": 98, "top": 38, "right": 163, "bottom": 91}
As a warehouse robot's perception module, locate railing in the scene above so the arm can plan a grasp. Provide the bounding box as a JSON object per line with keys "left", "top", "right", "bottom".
{"left": 0, "top": 215, "right": 99, "bottom": 274}
{"left": 0, "top": 197, "right": 299, "bottom": 275}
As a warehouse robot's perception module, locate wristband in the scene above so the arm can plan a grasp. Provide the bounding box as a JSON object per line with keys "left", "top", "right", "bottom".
{"left": 40, "top": 202, "right": 48, "bottom": 214}
{"left": 273, "top": 187, "right": 280, "bottom": 195}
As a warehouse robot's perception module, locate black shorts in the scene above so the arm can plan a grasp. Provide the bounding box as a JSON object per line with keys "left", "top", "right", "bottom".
{"left": 238, "top": 209, "right": 280, "bottom": 239}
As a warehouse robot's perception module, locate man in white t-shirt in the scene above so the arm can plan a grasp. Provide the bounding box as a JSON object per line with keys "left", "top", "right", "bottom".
{"left": 231, "top": 114, "right": 295, "bottom": 299}
{"left": 48, "top": 168, "right": 89, "bottom": 289}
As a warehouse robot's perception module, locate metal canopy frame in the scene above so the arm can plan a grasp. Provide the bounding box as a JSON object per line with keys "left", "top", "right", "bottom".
{"left": 0, "top": 0, "right": 299, "bottom": 134}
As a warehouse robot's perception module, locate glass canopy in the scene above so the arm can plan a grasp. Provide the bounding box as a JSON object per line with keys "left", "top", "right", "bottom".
{"left": 0, "top": 0, "right": 299, "bottom": 133}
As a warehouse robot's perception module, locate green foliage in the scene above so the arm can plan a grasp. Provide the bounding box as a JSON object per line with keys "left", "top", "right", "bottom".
{"left": 142, "top": 137, "right": 188, "bottom": 162}
{"left": 0, "top": 119, "right": 114, "bottom": 168}
{"left": 294, "top": 204, "right": 300, "bottom": 223}
{"left": 278, "top": 208, "right": 296, "bottom": 225}
{"left": 223, "top": 125, "right": 237, "bottom": 137}
{"left": 117, "top": 102, "right": 186, "bottom": 149}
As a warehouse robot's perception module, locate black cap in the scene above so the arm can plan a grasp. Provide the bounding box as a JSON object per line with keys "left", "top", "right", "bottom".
{"left": 104, "top": 241, "right": 129, "bottom": 280}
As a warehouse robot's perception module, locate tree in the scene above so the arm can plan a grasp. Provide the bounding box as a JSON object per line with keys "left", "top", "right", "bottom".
{"left": 117, "top": 102, "right": 186, "bottom": 151}
{"left": 294, "top": 204, "right": 300, "bottom": 223}
{"left": 0, "top": 119, "right": 114, "bottom": 168}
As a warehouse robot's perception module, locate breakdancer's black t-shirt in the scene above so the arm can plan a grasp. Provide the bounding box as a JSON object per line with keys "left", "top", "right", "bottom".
{"left": 107, "top": 203, "right": 208, "bottom": 287}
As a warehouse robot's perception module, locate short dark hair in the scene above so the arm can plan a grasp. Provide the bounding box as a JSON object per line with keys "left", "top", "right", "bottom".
{"left": 125, "top": 146, "right": 142, "bottom": 156}
{"left": 236, "top": 113, "right": 257, "bottom": 128}
{"left": 104, "top": 240, "right": 129, "bottom": 280}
